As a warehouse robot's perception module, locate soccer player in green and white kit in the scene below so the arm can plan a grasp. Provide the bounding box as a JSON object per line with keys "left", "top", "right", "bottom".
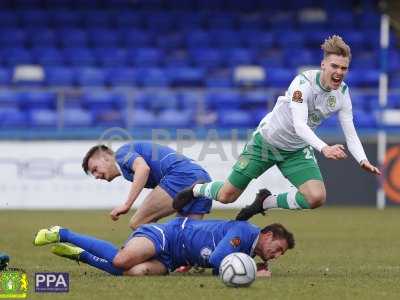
{"left": 173, "top": 35, "right": 381, "bottom": 220}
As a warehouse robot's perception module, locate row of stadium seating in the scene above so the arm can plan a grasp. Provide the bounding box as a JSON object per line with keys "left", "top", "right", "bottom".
{"left": 0, "top": 0, "right": 378, "bottom": 12}
{"left": 0, "top": 106, "right": 378, "bottom": 128}
{"left": 0, "top": 10, "right": 383, "bottom": 30}
{"left": 0, "top": 66, "right": 389, "bottom": 88}
{"left": 0, "top": 28, "right": 392, "bottom": 50}
{"left": 0, "top": 89, "right": 395, "bottom": 128}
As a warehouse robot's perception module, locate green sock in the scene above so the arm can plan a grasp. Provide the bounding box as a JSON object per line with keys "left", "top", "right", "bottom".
{"left": 193, "top": 181, "right": 224, "bottom": 200}
{"left": 276, "top": 191, "right": 310, "bottom": 210}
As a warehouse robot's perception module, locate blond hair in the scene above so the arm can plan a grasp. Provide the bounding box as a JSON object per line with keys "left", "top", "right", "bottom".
{"left": 321, "top": 35, "right": 352, "bottom": 61}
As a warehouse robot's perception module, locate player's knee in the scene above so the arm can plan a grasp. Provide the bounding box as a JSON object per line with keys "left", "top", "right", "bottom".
{"left": 305, "top": 190, "right": 326, "bottom": 208}
{"left": 218, "top": 189, "right": 238, "bottom": 204}
{"left": 113, "top": 254, "right": 132, "bottom": 270}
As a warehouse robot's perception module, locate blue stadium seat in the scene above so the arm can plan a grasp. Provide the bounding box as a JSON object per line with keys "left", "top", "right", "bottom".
{"left": 351, "top": 51, "right": 378, "bottom": 69}
{"left": 75, "top": 67, "right": 106, "bottom": 86}
{"left": 82, "top": 90, "right": 124, "bottom": 112}
{"left": 63, "top": 108, "right": 93, "bottom": 127}
{"left": 50, "top": 11, "right": 82, "bottom": 27}
{"left": 207, "top": 15, "right": 237, "bottom": 29}
{"left": 58, "top": 29, "right": 88, "bottom": 47}
{"left": 265, "top": 68, "right": 296, "bottom": 87}
{"left": 0, "top": 28, "right": 26, "bottom": 47}
{"left": 346, "top": 69, "right": 379, "bottom": 87}
{"left": 145, "top": 13, "right": 176, "bottom": 32}
{"left": 327, "top": 11, "right": 354, "bottom": 29}
{"left": 185, "top": 30, "right": 211, "bottom": 49}
{"left": 190, "top": 48, "right": 223, "bottom": 68}
{"left": 275, "top": 30, "right": 304, "bottom": 48}
{"left": 130, "top": 109, "right": 157, "bottom": 127}
{"left": 158, "top": 109, "right": 193, "bottom": 127}
{"left": 88, "top": 29, "right": 120, "bottom": 47}
{"left": 115, "top": 12, "right": 144, "bottom": 28}
{"left": 0, "top": 69, "right": 12, "bottom": 85}
{"left": 387, "top": 93, "right": 400, "bottom": 108}
{"left": 353, "top": 109, "right": 376, "bottom": 127}
{"left": 205, "top": 90, "right": 242, "bottom": 109}
{"left": 218, "top": 109, "right": 255, "bottom": 127}
{"left": 63, "top": 48, "right": 96, "bottom": 66}
{"left": 205, "top": 73, "right": 233, "bottom": 87}
{"left": 120, "top": 29, "right": 154, "bottom": 48}
{"left": 45, "top": 67, "right": 75, "bottom": 86}
{"left": 94, "top": 109, "right": 125, "bottom": 127}
{"left": 165, "top": 50, "right": 190, "bottom": 68}
{"left": 178, "top": 90, "right": 202, "bottom": 110}
{"left": 259, "top": 50, "right": 285, "bottom": 68}
{"left": 0, "top": 12, "right": 18, "bottom": 27}
{"left": 284, "top": 49, "right": 315, "bottom": 68}
{"left": 28, "top": 29, "right": 57, "bottom": 47}
{"left": 155, "top": 33, "right": 183, "bottom": 49}
{"left": 241, "top": 90, "right": 271, "bottom": 106}
{"left": 106, "top": 68, "right": 137, "bottom": 87}
{"left": 2, "top": 48, "right": 33, "bottom": 66}
{"left": 209, "top": 30, "right": 243, "bottom": 48}
{"left": 135, "top": 68, "right": 170, "bottom": 87}
{"left": 94, "top": 48, "right": 127, "bottom": 67}
{"left": 268, "top": 12, "right": 296, "bottom": 30}
{"left": 167, "top": 67, "right": 205, "bottom": 87}
{"left": 29, "top": 109, "right": 58, "bottom": 127}
{"left": 358, "top": 12, "right": 380, "bottom": 29}
{"left": 0, "top": 107, "right": 27, "bottom": 127}
{"left": 224, "top": 48, "right": 254, "bottom": 66}
{"left": 0, "top": 90, "right": 19, "bottom": 108}
{"left": 33, "top": 47, "right": 64, "bottom": 66}
{"left": 17, "top": 10, "right": 49, "bottom": 27}
{"left": 82, "top": 11, "right": 112, "bottom": 27}
{"left": 18, "top": 91, "right": 56, "bottom": 110}
{"left": 128, "top": 48, "right": 164, "bottom": 67}
{"left": 141, "top": 90, "right": 179, "bottom": 111}
{"left": 240, "top": 30, "right": 274, "bottom": 49}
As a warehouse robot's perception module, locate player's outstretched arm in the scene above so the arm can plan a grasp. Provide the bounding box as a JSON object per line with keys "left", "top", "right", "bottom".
{"left": 110, "top": 157, "right": 150, "bottom": 221}
{"left": 360, "top": 159, "right": 381, "bottom": 175}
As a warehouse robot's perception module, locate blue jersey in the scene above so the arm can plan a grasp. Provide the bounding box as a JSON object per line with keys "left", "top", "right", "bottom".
{"left": 115, "top": 142, "right": 212, "bottom": 215}
{"left": 130, "top": 218, "right": 260, "bottom": 273}
{"left": 115, "top": 142, "right": 201, "bottom": 189}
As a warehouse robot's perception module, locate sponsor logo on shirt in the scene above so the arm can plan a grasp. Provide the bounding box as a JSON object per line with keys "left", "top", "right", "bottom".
{"left": 292, "top": 90, "right": 303, "bottom": 103}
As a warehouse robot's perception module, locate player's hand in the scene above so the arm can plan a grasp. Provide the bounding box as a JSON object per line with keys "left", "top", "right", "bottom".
{"left": 256, "top": 262, "right": 271, "bottom": 277}
{"left": 360, "top": 160, "right": 381, "bottom": 175}
{"left": 321, "top": 144, "right": 348, "bottom": 160}
{"left": 110, "top": 204, "right": 130, "bottom": 221}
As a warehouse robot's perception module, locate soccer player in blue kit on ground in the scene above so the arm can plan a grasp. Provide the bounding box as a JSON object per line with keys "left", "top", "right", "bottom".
{"left": 81, "top": 142, "right": 213, "bottom": 230}
{"left": 34, "top": 218, "right": 294, "bottom": 277}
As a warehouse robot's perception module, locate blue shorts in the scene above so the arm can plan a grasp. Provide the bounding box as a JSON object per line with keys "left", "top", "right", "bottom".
{"left": 125, "top": 219, "right": 186, "bottom": 272}
{"left": 159, "top": 163, "right": 212, "bottom": 215}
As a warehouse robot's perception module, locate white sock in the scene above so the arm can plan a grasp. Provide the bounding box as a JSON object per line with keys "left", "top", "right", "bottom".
{"left": 192, "top": 184, "right": 203, "bottom": 197}
{"left": 262, "top": 195, "right": 278, "bottom": 209}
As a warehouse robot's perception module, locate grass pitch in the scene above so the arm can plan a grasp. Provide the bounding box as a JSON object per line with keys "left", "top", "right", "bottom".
{"left": 1, "top": 207, "right": 399, "bottom": 300}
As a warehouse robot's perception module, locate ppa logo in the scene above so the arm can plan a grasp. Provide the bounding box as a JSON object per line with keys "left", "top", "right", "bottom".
{"left": 35, "top": 272, "right": 69, "bottom": 293}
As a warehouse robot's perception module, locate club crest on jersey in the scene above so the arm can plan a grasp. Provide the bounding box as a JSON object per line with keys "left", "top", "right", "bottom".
{"left": 327, "top": 96, "right": 336, "bottom": 108}
{"left": 230, "top": 237, "right": 241, "bottom": 248}
{"left": 292, "top": 90, "right": 303, "bottom": 103}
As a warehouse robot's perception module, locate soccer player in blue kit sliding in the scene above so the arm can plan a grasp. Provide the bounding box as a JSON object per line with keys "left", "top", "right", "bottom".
{"left": 81, "top": 142, "right": 213, "bottom": 230}
{"left": 34, "top": 218, "right": 294, "bottom": 277}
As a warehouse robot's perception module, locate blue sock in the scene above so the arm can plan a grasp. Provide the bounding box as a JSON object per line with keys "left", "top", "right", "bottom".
{"left": 79, "top": 251, "right": 123, "bottom": 276}
{"left": 59, "top": 229, "right": 118, "bottom": 262}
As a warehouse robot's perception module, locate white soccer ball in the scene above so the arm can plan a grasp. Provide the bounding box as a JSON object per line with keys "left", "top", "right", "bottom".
{"left": 219, "top": 252, "right": 257, "bottom": 287}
